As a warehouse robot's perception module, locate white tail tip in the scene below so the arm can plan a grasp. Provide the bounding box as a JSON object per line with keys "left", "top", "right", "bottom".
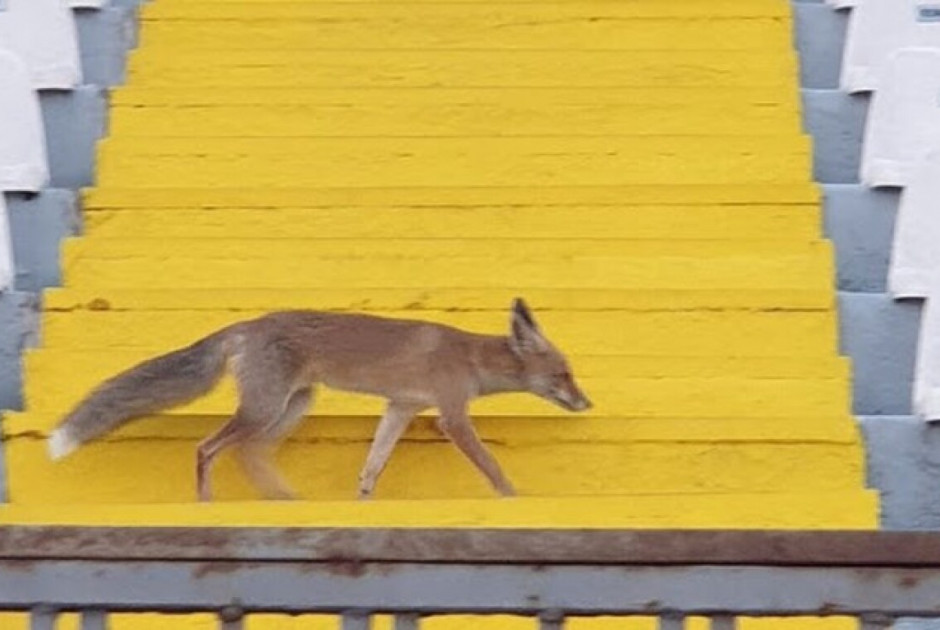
{"left": 48, "top": 428, "right": 77, "bottom": 460}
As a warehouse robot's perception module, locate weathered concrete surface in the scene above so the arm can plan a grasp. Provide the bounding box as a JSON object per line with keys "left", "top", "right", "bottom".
{"left": 0, "top": 291, "right": 41, "bottom": 502}
{"left": 794, "top": 0, "right": 940, "bottom": 541}
{"left": 803, "top": 90, "right": 869, "bottom": 184}
{"left": 839, "top": 292, "right": 921, "bottom": 416}
{"left": 73, "top": 4, "right": 137, "bottom": 87}
{"left": 823, "top": 184, "right": 900, "bottom": 293}
{"left": 39, "top": 87, "right": 108, "bottom": 190}
{"left": 4, "top": 190, "right": 81, "bottom": 294}
{"left": 793, "top": 1, "right": 847, "bottom": 89}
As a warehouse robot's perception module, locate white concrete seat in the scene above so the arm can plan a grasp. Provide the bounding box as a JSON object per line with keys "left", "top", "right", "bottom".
{"left": 915, "top": 279, "right": 940, "bottom": 421}
{"left": 860, "top": 48, "right": 940, "bottom": 187}
{"left": 69, "top": 0, "right": 108, "bottom": 8}
{"left": 0, "top": 49, "right": 49, "bottom": 192}
{"left": 841, "top": 0, "right": 940, "bottom": 93}
{"left": 0, "top": 196, "right": 13, "bottom": 293}
{"left": 0, "top": 0, "right": 82, "bottom": 89}
{"left": 889, "top": 150, "right": 940, "bottom": 298}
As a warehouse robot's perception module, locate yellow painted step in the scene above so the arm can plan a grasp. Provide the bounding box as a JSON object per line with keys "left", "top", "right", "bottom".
{"left": 137, "top": 7, "right": 791, "bottom": 50}
{"left": 109, "top": 87, "right": 802, "bottom": 109}
{"left": 0, "top": 493, "right": 876, "bottom": 529}
{"left": 35, "top": 310, "right": 838, "bottom": 356}
{"left": 108, "top": 102, "right": 800, "bottom": 137}
{"left": 5, "top": 422, "right": 865, "bottom": 501}
{"left": 24, "top": 347, "right": 851, "bottom": 381}
{"left": 139, "top": 1, "right": 791, "bottom": 20}
{"left": 62, "top": 238, "right": 826, "bottom": 262}
{"left": 125, "top": 50, "right": 797, "bottom": 88}
{"left": 0, "top": 614, "right": 868, "bottom": 630}
{"left": 61, "top": 248, "right": 833, "bottom": 291}
{"left": 11, "top": 403, "right": 858, "bottom": 441}
{"left": 20, "top": 354, "right": 850, "bottom": 419}
{"left": 44, "top": 287, "right": 835, "bottom": 313}
{"left": 81, "top": 185, "right": 821, "bottom": 209}
{"left": 94, "top": 137, "right": 811, "bottom": 188}
{"left": 79, "top": 205, "right": 821, "bottom": 240}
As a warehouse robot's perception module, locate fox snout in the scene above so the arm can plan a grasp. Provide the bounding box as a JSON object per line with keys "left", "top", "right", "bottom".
{"left": 544, "top": 375, "right": 592, "bottom": 413}
{"left": 554, "top": 385, "right": 592, "bottom": 412}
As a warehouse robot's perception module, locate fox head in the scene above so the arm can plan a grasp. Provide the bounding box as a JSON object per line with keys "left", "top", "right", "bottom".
{"left": 508, "top": 298, "right": 592, "bottom": 413}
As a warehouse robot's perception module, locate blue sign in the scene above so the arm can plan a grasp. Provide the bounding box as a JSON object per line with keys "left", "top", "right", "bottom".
{"left": 918, "top": 4, "right": 940, "bottom": 22}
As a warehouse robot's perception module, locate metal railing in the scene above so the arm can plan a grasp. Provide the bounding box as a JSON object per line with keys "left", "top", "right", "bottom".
{"left": 3, "top": 527, "right": 940, "bottom": 628}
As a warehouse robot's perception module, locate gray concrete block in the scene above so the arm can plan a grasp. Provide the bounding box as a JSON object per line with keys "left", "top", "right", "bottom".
{"left": 839, "top": 292, "right": 921, "bottom": 416}
{"left": 0, "top": 291, "right": 40, "bottom": 503}
{"left": 39, "top": 86, "right": 108, "bottom": 190}
{"left": 4, "top": 190, "right": 81, "bottom": 292}
{"left": 858, "top": 415, "right": 940, "bottom": 530}
{"left": 0, "top": 291, "right": 40, "bottom": 411}
{"left": 73, "top": 5, "right": 137, "bottom": 87}
{"left": 793, "top": 3, "right": 847, "bottom": 89}
{"left": 822, "top": 184, "right": 900, "bottom": 293}
{"left": 802, "top": 89, "right": 868, "bottom": 184}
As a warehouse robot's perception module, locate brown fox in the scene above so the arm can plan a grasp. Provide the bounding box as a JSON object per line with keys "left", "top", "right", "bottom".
{"left": 48, "top": 298, "right": 591, "bottom": 501}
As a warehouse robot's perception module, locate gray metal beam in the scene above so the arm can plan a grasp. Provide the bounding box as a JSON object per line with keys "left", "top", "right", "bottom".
{"left": 4, "top": 562, "right": 940, "bottom": 616}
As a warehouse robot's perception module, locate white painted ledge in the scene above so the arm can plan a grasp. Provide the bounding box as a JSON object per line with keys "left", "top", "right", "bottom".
{"left": 0, "top": 49, "right": 49, "bottom": 192}
{"left": 0, "top": 0, "right": 82, "bottom": 89}
{"left": 860, "top": 48, "right": 940, "bottom": 188}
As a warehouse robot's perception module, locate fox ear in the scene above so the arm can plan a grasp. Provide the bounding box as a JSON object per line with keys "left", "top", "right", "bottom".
{"left": 510, "top": 298, "right": 547, "bottom": 354}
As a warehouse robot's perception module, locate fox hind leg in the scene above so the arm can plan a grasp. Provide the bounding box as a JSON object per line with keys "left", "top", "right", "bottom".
{"left": 195, "top": 372, "right": 302, "bottom": 501}
{"left": 235, "top": 386, "right": 313, "bottom": 500}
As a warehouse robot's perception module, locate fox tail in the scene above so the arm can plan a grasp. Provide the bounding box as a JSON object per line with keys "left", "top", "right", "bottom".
{"left": 48, "top": 332, "right": 229, "bottom": 460}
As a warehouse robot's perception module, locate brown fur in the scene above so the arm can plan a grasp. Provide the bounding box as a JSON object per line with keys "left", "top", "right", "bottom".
{"left": 49, "top": 299, "right": 591, "bottom": 501}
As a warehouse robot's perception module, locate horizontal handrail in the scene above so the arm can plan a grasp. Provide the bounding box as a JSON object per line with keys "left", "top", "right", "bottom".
{"left": 4, "top": 527, "right": 940, "bottom": 628}
{"left": 1, "top": 527, "right": 940, "bottom": 566}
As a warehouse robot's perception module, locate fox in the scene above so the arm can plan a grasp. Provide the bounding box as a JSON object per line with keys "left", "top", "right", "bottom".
{"left": 47, "top": 298, "right": 591, "bottom": 501}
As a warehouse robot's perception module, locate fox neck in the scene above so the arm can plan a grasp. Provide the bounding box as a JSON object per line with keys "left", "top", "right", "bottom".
{"left": 471, "top": 335, "right": 527, "bottom": 397}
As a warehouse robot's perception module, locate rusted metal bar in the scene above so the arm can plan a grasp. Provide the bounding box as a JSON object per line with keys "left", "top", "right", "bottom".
{"left": 29, "top": 606, "right": 56, "bottom": 630}
{"left": 394, "top": 613, "right": 420, "bottom": 630}
{"left": 342, "top": 611, "right": 370, "bottom": 630}
{"left": 658, "top": 613, "right": 684, "bottom": 630}
{"left": 80, "top": 610, "right": 107, "bottom": 630}
{"left": 5, "top": 527, "right": 940, "bottom": 567}
{"left": 710, "top": 616, "right": 736, "bottom": 630}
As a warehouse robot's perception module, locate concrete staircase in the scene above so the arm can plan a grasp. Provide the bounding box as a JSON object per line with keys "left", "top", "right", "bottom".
{"left": 0, "top": 0, "right": 876, "bottom": 627}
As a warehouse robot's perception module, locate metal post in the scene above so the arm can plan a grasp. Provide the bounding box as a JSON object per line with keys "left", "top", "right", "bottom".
{"left": 860, "top": 615, "right": 894, "bottom": 630}
{"left": 219, "top": 605, "right": 245, "bottom": 630}
{"left": 81, "top": 610, "right": 108, "bottom": 630}
{"left": 29, "top": 606, "right": 56, "bottom": 630}
{"left": 539, "top": 609, "right": 565, "bottom": 630}
{"left": 659, "top": 614, "right": 684, "bottom": 630}
{"left": 342, "top": 611, "right": 371, "bottom": 630}
{"left": 394, "top": 613, "right": 420, "bottom": 630}
{"left": 710, "top": 616, "right": 736, "bottom": 630}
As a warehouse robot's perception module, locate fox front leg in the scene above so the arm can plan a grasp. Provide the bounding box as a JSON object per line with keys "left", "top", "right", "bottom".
{"left": 437, "top": 403, "right": 516, "bottom": 497}
{"left": 358, "top": 401, "right": 421, "bottom": 499}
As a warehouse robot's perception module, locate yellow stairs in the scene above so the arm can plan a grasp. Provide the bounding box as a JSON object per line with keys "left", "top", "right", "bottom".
{"left": 1, "top": 0, "right": 875, "bottom": 628}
